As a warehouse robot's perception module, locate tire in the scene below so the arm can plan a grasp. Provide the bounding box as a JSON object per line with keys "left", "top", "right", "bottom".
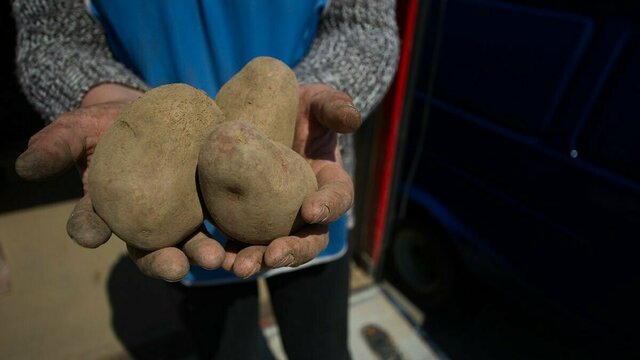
{"left": 386, "top": 218, "right": 459, "bottom": 311}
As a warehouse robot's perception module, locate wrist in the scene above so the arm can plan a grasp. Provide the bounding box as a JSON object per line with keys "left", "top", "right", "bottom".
{"left": 81, "top": 83, "right": 144, "bottom": 107}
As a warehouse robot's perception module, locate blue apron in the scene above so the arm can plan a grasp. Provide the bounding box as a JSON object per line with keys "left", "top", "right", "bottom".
{"left": 88, "top": 0, "right": 348, "bottom": 285}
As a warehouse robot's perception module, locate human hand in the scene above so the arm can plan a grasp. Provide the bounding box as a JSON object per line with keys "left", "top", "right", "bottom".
{"left": 15, "top": 84, "right": 226, "bottom": 282}
{"left": 220, "top": 83, "right": 361, "bottom": 278}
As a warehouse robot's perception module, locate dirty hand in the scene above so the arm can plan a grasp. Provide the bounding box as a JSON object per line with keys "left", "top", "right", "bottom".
{"left": 221, "top": 83, "right": 361, "bottom": 278}
{"left": 14, "top": 84, "right": 226, "bottom": 282}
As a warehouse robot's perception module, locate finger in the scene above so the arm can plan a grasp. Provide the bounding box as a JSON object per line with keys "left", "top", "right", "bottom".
{"left": 16, "top": 135, "right": 78, "bottom": 180}
{"left": 127, "top": 245, "right": 190, "bottom": 282}
{"left": 232, "top": 245, "right": 268, "bottom": 279}
{"left": 67, "top": 195, "right": 112, "bottom": 248}
{"left": 182, "top": 231, "right": 225, "bottom": 270}
{"left": 222, "top": 252, "right": 237, "bottom": 272}
{"left": 302, "top": 162, "right": 354, "bottom": 224}
{"left": 15, "top": 103, "right": 123, "bottom": 180}
{"left": 264, "top": 224, "right": 329, "bottom": 268}
{"left": 307, "top": 84, "right": 362, "bottom": 133}
{"left": 15, "top": 114, "right": 89, "bottom": 180}
{"left": 220, "top": 240, "right": 247, "bottom": 272}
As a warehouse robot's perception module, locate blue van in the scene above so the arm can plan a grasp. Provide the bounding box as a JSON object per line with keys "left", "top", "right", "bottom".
{"left": 381, "top": 0, "right": 640, "bottom": 358}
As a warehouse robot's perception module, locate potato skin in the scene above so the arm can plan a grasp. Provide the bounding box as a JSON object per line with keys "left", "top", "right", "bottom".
{"left": 216, "top": 57, "right": 299, "bottom": 147}
{"left": 198, "top": 121, "right": 317, "bottom": 244}
{"left": 89, "top": 84, "right": 225, "bottom": 250}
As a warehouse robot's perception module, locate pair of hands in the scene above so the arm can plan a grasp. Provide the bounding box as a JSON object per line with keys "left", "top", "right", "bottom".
{"left": 15, "top": 83, "right": 361, "bottom": 282}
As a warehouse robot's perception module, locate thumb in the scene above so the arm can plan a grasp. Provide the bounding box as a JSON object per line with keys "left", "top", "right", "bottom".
{"left": 16, "top": 114, "right": 89, "bottom": 180}
{"left": 15, "top": 102, "right": 126, "bottom": 181}
{"left": 304, "top": 84, "right": 362, "bottom": 134}
{"left": 15, "top": 136, "right": 76, "bottom": 181}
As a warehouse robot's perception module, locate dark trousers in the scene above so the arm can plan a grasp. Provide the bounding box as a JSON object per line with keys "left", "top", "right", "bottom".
{"left": 180, "top": 252, "right": 351, "bottom": 360}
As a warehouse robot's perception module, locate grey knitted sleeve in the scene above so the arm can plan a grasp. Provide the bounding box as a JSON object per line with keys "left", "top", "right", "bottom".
{"left": 294, "top": 0, "right": 400, "bottom": 119}
{"left": 12, "top": 0, "right": 149, "bottom": 122}
{"left": 13, "top": 0, "right": 399, "bottom": 122}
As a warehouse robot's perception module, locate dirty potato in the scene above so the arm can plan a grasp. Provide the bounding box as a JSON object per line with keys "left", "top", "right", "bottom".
{"left": 89, "top": 84, "right": 224, "bottom": 250}
{"left": 198, "top": 121, "right": 317, "bottom": 244}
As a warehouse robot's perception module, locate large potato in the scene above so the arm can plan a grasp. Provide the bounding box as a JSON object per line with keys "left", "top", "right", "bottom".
{"left": 199, "top": 57, "right": 316, "bottom": 244}
{"left": 216, "top": 56, "right": 299, "bottom": 147}
{"left": 89, "top": 84, "right": 224, "bottom": 250}
{"left": 198, "top": 121, "right": 317, "bottom": 244}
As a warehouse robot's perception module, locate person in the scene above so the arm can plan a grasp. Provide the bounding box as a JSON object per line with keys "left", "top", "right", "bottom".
{"left": 12, "top": 0, "right": 399, "bottom": 358}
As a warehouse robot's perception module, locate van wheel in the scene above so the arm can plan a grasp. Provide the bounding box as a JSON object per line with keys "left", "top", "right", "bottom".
{"left": 389, "top": 222, "right": 458, "bottom": 310}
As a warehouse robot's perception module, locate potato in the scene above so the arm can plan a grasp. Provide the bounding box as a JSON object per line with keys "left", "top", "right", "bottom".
{"left": 198, "top": 121, "right": 317, "bottom": 244}
{"left": 89, "top": 84, "right": 224, "bottom": 250}
{"left": 199, "top": 57, "right": 316, "bottom": 244}
{"left": 216, "top": 56, "right": 299, "bottom": 147}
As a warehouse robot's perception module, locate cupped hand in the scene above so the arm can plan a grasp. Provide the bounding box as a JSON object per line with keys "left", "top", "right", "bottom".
{"left": 221, "top": 83, "right": 361, "bottom": 278}
{"left": 15, "top": 84, "right": 226, "bottom": 282}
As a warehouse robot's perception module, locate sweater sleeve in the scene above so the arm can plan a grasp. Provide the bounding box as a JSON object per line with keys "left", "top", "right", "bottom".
{"left": 294, "top": 0, "right": 400, "bottom": 119}
{"left": 12, "top": 0, "right": 148, "bottom": 122}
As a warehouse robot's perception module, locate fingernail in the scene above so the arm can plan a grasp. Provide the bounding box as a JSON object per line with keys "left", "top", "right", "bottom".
{"left": 313, "top": 205, "right": 330, "bottom": 224}
{"left": 241, "top": 264, "right": 260, "bottom": 279}
{"left": 336, "top": 102, "right": 359, "bottom": 117}
{"left": 14, "top": 151, "right": 36, "bottom": 178}
{"left": 277, "top": 254, "right": 295, "bottom": 267}
{"left": 15, "top": 151, "right": 56, "bottom": 180}
{"left": 345, "top": 103, "right": 360, "bottom": 115}
{"left": 336, "top": 103, "right": 361, "bottom": 132}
